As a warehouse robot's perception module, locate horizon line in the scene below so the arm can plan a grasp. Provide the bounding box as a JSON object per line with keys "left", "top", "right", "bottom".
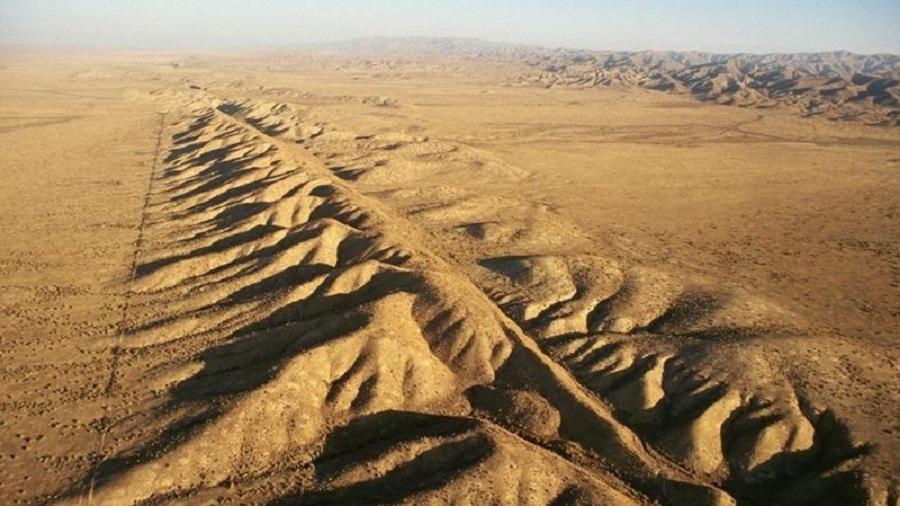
{"left": 1, "top": 36, "right": 898, "bottom": 58}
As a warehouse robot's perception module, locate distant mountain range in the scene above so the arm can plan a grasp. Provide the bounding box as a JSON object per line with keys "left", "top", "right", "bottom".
{"left": 307, "top": 37, "right": 900, "bottom": 126}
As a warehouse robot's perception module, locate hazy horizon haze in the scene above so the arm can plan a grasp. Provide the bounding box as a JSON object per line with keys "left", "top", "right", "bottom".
{"left": 1, "top": 0, "right": 898, "bottom": 55}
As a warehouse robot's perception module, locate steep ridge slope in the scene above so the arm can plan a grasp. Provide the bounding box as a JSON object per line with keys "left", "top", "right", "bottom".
{"left": 258, "top": 99, "right": 898, "bottom": 504}
{"left": 64, "top": 98, "right": 741, "bottom": 505}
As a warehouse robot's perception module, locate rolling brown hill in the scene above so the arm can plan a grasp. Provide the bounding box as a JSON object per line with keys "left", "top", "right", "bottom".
{"left": 311, "top": 37, "right": 900, "bottom": 125}
{"left": 1, "top": 50, "right": 897, "bottom": 506}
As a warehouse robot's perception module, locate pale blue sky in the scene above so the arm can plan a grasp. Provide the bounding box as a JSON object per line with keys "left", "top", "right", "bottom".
{"left": 1, "top": 0, "right": 898, "bottom": 54}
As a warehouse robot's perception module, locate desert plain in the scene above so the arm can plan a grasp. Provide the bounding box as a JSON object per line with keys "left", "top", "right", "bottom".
{"left": 0, "top": 42, "right": 898, "bottom": 505}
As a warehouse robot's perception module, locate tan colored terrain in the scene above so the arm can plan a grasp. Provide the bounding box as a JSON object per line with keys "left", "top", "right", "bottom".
{"left": 0, "top": 46, "right": 898, "bottom": 505}
{"left": 321, "top": 37, "right": 900, "bottom": 125}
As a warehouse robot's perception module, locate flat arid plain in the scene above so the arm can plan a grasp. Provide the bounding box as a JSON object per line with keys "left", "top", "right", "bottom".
{"left": 1, "top": 41, "right": 898, "bottom": 505}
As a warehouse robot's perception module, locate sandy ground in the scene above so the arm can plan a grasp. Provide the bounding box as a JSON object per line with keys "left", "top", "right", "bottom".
{"left": 0, "top": 51, "right": 897, "bottom": 505}
{"left": 0, "top": 53, "right": 165, "bottom": 501}
{"left": 253, "top": 63, "right": 900, "bottom": 344}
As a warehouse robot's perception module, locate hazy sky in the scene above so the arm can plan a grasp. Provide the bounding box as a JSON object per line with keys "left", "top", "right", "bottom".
{"left": 1, "top": 0, "right": 898, "bottom": 54}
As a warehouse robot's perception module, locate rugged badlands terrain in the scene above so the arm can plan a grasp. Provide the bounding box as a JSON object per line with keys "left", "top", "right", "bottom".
{"left": 0, "top": 45, "right": 898, "bottom": 505}
{"left": 324, "top": 37, "right": 900, "bottom": 126}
